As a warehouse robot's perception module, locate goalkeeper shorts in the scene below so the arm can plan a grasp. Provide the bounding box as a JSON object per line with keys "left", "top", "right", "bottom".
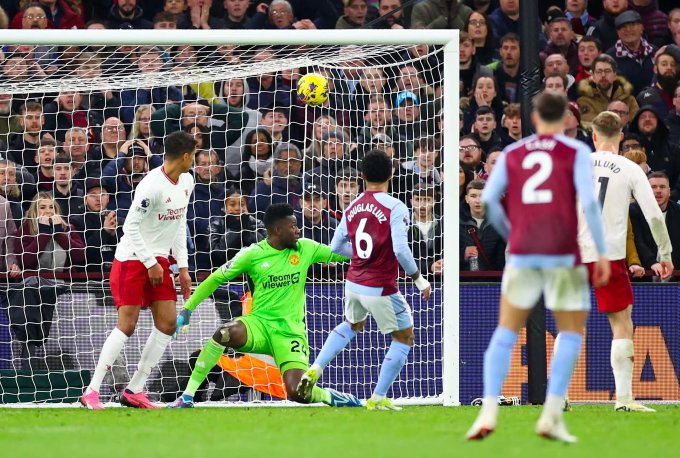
{"left": 235, "top": 314, "right": 309, "bottom": 374}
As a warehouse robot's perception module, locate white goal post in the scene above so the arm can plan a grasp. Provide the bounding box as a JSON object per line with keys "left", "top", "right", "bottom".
{"left": 0, "top": 29, "right": 459, "bottom": 407}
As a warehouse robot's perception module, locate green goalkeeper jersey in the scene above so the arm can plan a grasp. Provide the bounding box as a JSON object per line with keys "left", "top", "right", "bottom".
{"left": 184, "top": 238, "right": 348, "bottom": 335}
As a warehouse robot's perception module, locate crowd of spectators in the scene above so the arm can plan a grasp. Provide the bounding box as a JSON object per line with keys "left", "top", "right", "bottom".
{"left": 0, "top": 0, "right": 679, "bottom": 284}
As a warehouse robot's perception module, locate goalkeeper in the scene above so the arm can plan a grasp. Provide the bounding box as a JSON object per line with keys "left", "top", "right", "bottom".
{"left": 169, "top": 203, "right": 361, "bottom": 408}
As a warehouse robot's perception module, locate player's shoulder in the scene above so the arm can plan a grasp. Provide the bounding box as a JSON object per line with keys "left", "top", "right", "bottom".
{"left": 373, "top": 192, "right": 405, "bottom": 211}
{"left": 295, "top": 237, "right": 321, "bottom": 251}
{"left": 181, "top": 171, "right": 195, "bottom": 187}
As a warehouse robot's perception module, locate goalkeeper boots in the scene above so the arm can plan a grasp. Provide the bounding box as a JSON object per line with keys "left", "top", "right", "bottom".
{"left": 80, "top": 388, "right": 105, "bottom": 410}
{"left": 366, "top": 397, "right": 402, "bottom": 411}
{"left": 326, "top": 388, "right": 362, "bottom": 407}
{"left": 297, "top": 365, "right": 320, "bottom": 400}
{"left": 615, "top": 402, "right": 656, "bottom": 412}
{"left": 120, "top": 389, "right": 159, "bottom": 409}
{"left": 168, "top": 394, "right": 195, "bottom": 409}
{"left": 536, "top": 414, "right": 577, "bottom": 444}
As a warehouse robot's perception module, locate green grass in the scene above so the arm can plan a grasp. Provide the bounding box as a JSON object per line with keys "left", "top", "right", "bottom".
{"left": 1, "top": 404, "right": 678, "bottom": 458}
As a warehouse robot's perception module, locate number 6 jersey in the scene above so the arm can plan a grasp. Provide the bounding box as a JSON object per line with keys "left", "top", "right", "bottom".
{"left": 331, "top": 191, "right": 419, "bottom": 295}
{"left": 482, "top": 134, "right": 608, "bottom": 268}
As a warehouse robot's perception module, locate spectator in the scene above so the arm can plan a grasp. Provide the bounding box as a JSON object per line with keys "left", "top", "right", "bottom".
{"left": 329, "top": 167, "right": 360, "bottom": 220}
{"left": 586, "top": 0, "right": 628, "bottom": 51}
{"left": 35, "top": 138, "right": 56, "bottom": 192}
{"left": 459, "top": 134, "right": 484, "bottom": 176}
{"left": 666, "top": 83, "right": 680, "bottom": 145}
{"left": 351, "top": 66, "right": 388, "bottom": 128}
{"left": 70, "top": 178, "right": 122, "bottom": 273}
{"left": 540, "top": 13, "right": 579, "bottom": 74}
{"left": 62, "top": 126, "right": 94, "bottom": 182}
{"left": 629, "top": 0, "right": 669, "bottom": 48}
{"left": 163, "top": 0, "right": 187, "bottom": 17}
{"left": 668, "top": 8, "right": 680, "bottom": 47}
{"left": 7, "top": 101, "right": 44, "bottom": 174}
{"left": 479, "top": 147, "right": 502, "bottom": 180}
{"left": 43, "top": 91, "right": 101, "bottom": 142}
{"left": 222, "top": 0, "right": 250, "bottom": 28}
{"left": 15, "top": 191, "right": 85, "bottom": 273}
{"left": 373, "top": 0, "right": 405, "bottom": 29}
{"left": 465, "top": 10, "right": 497, "bottom": 65}
{"left": 0, "top": 159, "right": 35, "bottom": 222}
{"left": 575, "top": 36, "right": 602, "bottom": 82}
{"left": 90, "top": 117, "right": 128, "bottom": 175}
{"left": 51, "top": 152, "right": 84, "bottom": 217}
{"left": 493, "top": 33, "right": 520, "bottom": 103}
{"left": 463, "top": 73, "right": 504, "bottom": 133}
{"left": 630, "top": 105, "right": 680, "bottom": 200}
{"left": 153, "top": 10, "right": 178, "bottom": 29}
{"left": 544, "top": 74, "right": 569, "bottom": 96}
{"left": 459, "top": 160, "right": 475, "bottom": 212}
{"left": 577, "top": 54, "right": 639, "bottom": 131}
{"left": 187, "top": 149, "right": 227, "bottom": 267}
{"left": 564, "top": 101, "right": 591, "bottom": 145}
{"left": 177, "top": 0, "right": 225, "bottom": 29}
{"left": 304, "top": 129, "right": 350, "bottom": 196}
{"left": 400, "top": 137, "right": 443, "bottom": 201}
{"left": 564, "top": 0, "right": 595, "bottom": 37}
{"left": 409, "top": 184, "right": 442, "bottom": 280}
{"left": 209, "top": 187, "right": 266, "bottom": 267}
{"left": 35, "top": 0, "right": 85, "bottom": 29}
{"left": 336, "top": 0, "right": 371, "bottom": 29}
{"left": 297, "top": 181, "right": 338, "bottom": 246}
{"left": 304, "top": 114, "right": 339, "bottom": 170}
{"left": 391, "top": 90, "right": 426, "bottom": 159}
{"left": 471, "top": 106, "right": 502, "bottom": 155}
{"left": 636, "top": 52, "right": 678, "bottom": 119}
{"left": 460, "top": 32, "right": 481, "bottom": 99}
{"left": 460, "top": 179, "right": 505, "bottom": 271}
{"left": 606, "top": 10, "right": 657, "bottom": 96}
{"left": 183, "top": 122, "right": 211, "bottom": 152}
{"left": 0, "top": 93, "right": 18, "bottom": 144}
{"left": 107, "top": 0, "right": 152, "bottom": 29}
{"left": 240, "top": 128, "right": 273, "bottom": 195}
{"left": 500, "top": 103, "right": 521, "bottom": 145}
{"left": 248, "top": 141, "right": 303, "bottom": 219}
{"left": 0, "top": 191, "right": 20, "bottom": 279}
{"left": 543, "top": 53, "right": 577, "bottom": 98}
{"left": 128, "top": 105, "right": 156, "bottom": 145}
{"left": 260, "top": 107, "right": 289, "bottom": 150}
{"left": 411, "top": 0, "right": 472, "bottom": 30}
{"left": 607, "top": 100, "right": 632, "bottom": 132}
{"left": 630, "top": 172, "right": 680, "bottom": 272}
{"left": 246, "top": 50, "right": 292, "bottom": 110}
{"left": 101, "top": 140, "right": 159, "bottom": 218}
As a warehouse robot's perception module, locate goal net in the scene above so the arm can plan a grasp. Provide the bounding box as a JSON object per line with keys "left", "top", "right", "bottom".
{"left": 0, "top": 30, "right": 459, "bottom": 406}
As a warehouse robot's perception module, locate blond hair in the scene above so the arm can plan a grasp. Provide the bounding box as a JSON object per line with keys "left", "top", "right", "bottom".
{"left": 592, "top": 111, "right": 623, "bottom": 140}
{"left": 25, "top": 192, "right": 66, "bottom": 235}
{"left": 623, "top": 149, "right": 648, "bottom": 165}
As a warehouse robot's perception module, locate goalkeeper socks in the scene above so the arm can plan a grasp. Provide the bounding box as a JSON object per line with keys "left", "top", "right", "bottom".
{"left": 309, "top": 385, "right": 332, "bottom": 404}
{"left": 483, "top": 327, "right": 517, "bottom": 398}
{"left": 89, "top": 327, "right": 129, "bottom": 392}
{"left": 547, "top": 331, "right": 582, "bottom": 398}
{"left": 611, "top": 338, "right": 634, "bottom": 404}
{"left": 312, "top": 321, "right": 357, "bottom": 370}
{"left": 127, "top": 328, "right": 172, "bottom": 393}
{"left": 374, "top": 341, "right": 411, "bottom": 397}
{"left": 184, "top": 338, "right": 226, "bottom": 397}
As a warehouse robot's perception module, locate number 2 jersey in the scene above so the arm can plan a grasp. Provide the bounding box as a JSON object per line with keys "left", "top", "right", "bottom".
{"left": 331, "top": 191, "right": 419, "bottom": 295}
{"left": 483, "top": 134, "right": 607, "bottom": 268}
{"left": 577, "top": 151, "right": 672, "bottom": 263}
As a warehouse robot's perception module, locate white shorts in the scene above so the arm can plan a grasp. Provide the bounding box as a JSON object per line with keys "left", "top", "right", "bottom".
{"left": 501, "top": 265, "right": 590, "bottom": 312}
{"left": 344, "top": 289, "right": 414, "bottom": 334}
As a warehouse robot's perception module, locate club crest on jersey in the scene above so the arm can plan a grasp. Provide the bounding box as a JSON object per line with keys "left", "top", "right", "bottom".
{"left": 289, "top": 254, "right": 300, "bottom": 266}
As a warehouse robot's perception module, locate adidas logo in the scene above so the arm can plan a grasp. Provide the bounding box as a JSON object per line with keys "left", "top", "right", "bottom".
{"left": 166, "top": 197, "right": 172, "bottom": 203}
{"left": 262, "top": 262, "right": 270, "bottom": 268}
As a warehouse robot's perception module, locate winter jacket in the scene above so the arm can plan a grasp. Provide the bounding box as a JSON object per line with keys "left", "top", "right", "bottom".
{"left": 10, "top": 0, "right": 84, "bottom": 29}
{"left": 630, "top": 201, "right": 680, "bottom": 270}
{"left": 411, "top": 0, "right": 472, "bottom": 30}
{"left": 666, "top": 111, "right": 680, "bottom": 147}
{"left": 606, "top": 40, "right": 657, "bottom": 96}
{"left": 187, "top": 178, "right": 227, "bottom": 254}
{"left": 577, "top": 76, "right": 639, "bottom": 131}
{"left": 540, "top": 41, "right": 580, "bottom": 75}
{"left": 0, "top": 195, "right": 18, "bottom": 273}
{"left": 586, "top": 11, "right": 620, "bottom": 52}
{"left": 629, "top": 1, "right": 668, "bottom": 48}
{"left": 100, "top": 154, "right": 162, "bottom": 218}
{"left": 409, "top": 216, "right": 444, "bottom": 281}
{"left": 209, "top": 214, "right": 266, "bottom": 267}
{"left": 70, "top": 210, "right": 122, "bottom": 272}
{"left": 106, "top": 5, "right": 152, "bottom": 29}
{"left": 248, "top": 174, "right": 302, "bottom": 220}
{"left": 15, "top": 221, "right": 85, "bottom": 272}
{"left": 459, "top": 215, "right": 506, "bottom": 271}
{"left": 636, "top": 85, "right": 673, "bottom": 120}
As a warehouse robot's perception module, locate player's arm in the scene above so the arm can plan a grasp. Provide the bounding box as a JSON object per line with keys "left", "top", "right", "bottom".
{"left": 481, "top": 151, "right": 510, "bottom": 239}
{"left": 390, "top": 203, "right": 431, "bottom": 300}
{"left": 171, "top": 178, "right": 194, "bottom": 299}
{"left": 305, "top": 238, "right": 349, "bottom": 264}
{"left": 122, "top": 180, "right": 159, "bottom": 272}
{"left": 631, "top": 167, "right": 674, "bottom": 278}
{"left": 329, "top": 214, "right": 353, "bottom": 259}
{"left": 574, "top": 147, "right": 609, "bottom": 286}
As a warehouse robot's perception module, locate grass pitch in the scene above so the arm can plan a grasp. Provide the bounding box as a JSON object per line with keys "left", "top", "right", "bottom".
{"left": 1, "top": 404, "right": 678, "bottom": 458}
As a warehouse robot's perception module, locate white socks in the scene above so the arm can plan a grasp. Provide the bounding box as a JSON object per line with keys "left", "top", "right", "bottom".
{"left": 127, "top": 328, "right": 173, "bottom": 394}
{"left": 89, "top": 327, "right": 129, "bottom": 392}
{"left": 611, "top": 339, "right": 634, "bottom": 404}
{"left": 542, "top": 394, "right": 565, "bottom": 418}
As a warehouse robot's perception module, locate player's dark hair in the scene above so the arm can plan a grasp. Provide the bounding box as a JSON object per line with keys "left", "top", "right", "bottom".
{"left": 533, "top": 91, "right": 567, "bottom": 123}
{"left": 263, "top": 203, "right": 294, "bottom": 229}
{"left": 361, "top": 149, "right": 393, "bottom": 183}
{"left": 164, "top": 131, "right": 196, "bottom": 160}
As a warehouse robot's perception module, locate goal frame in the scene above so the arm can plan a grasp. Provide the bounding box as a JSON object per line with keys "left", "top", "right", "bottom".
{"left": 0, "top": 29, "right": 460, "bottom": 407}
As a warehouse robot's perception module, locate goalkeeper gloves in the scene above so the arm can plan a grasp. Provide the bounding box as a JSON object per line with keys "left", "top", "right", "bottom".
{"left": 175, "top": 308, "right": 192, "bottom": 338}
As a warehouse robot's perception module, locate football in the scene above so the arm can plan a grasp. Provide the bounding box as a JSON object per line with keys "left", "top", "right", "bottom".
{"left": 296, "top": 73, "right": 329, "bottom": 106}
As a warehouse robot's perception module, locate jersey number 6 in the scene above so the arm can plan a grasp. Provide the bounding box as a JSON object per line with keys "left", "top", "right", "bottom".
{"left": 355, "top": 218, "right": 374, "bottom": 259}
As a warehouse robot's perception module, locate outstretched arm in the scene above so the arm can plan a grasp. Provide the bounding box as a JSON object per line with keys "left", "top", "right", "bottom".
{"left": 330, "top": 214, "right": 353, "bottom": 259}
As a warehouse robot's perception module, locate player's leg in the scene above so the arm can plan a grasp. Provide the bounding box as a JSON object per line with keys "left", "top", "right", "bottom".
{"left": 467, "top": 267, "right": 539, "bottom": 440}
{"left": 119, "top": 299, "right": 176, "bottom": 408}
{"left": 169, "top": 319, "right": 250, "bottom": 407}
{"left": 365, "top": 325, "right": 413, "bottom": 411}
{"left": 535, "top": 266, "right": 590, "bottom": 443}
{"left": 297, "top": 291, "right": 367, "bottom": 399}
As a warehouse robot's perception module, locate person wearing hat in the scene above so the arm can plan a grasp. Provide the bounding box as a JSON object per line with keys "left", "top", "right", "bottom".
{"left": 391, "top": 90, "right": 425, "bottom": 159}
{"left": 296, "top": 182, "right": 338, "bottom": 247}
{"left": 585, "top": 0, "right": 628, "bottom": 52}
{"left": 70, "top": 178, "right": 123, "bottom": 274}
{"left": 606, "top": 10, "right": 657, "bottom": 96}
{"left": 628, "top": 0, "right": 669, "bottom": 48}
{"left": 564, "top": 101, "right": 592, "bottom": 147}
{"left": 540, "top": 10, "right": 579, "bottom": 74}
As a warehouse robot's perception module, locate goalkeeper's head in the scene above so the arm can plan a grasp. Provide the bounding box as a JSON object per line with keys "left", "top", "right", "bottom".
{"left": 263, "top": 203, "right": 300, "bottom": 249}
{"left": 361, "top": 149, "right": 393, "bottom": 187}
{"left": 165, "top": 130, "right": 197, "bottom": 173}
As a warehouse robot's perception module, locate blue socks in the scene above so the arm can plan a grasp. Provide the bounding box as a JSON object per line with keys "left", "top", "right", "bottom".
{"left": 313, "top": 322, "right": 357, "bottom": 370}
{"left": 374, "top": 341, "right": 411, "bottom": 397}
{"left": 483, "top": 327, "right": 518, "bottom": 398}
{"left": 547, "top": 332, "right": 582, "bottom": 397}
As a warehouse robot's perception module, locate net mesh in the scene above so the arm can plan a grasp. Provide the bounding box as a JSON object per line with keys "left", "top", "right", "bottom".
{"left": 0, "top": 42, "right": 445, "bottom": 404}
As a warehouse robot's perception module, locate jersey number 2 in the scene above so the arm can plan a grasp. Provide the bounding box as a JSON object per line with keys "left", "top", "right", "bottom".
{"left": 521, "top": 152, "right": 553, "bottom": 204}
{"left": 355, "top": 218, "right": 373, "bottom": 259}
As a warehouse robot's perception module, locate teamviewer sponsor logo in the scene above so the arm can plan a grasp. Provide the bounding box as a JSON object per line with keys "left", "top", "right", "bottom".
{"left": 262, "top": 272, "right": 301, "bottom": 289}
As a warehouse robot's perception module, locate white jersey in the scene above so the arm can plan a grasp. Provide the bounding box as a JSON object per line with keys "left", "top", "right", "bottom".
{"left": 115, "top": 166, "right": 194, "bottom": 269}
{"left": 578, "top": 151, "right": 672, "bottom": 263}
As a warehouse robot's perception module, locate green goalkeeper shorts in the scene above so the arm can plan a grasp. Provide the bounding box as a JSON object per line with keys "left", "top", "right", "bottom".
{"left": 235, "top": 314, "right": 309, "bottom": 374}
